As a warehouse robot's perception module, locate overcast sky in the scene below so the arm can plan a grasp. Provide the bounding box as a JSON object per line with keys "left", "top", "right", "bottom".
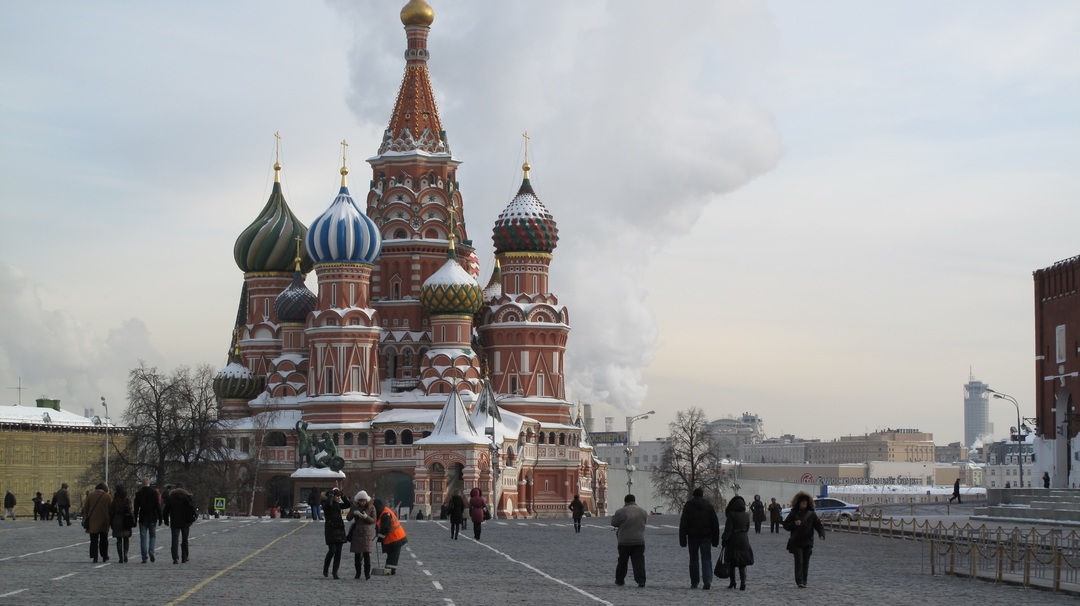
{"left": 2, "top": 1, "right": 1077, "bottom": 447}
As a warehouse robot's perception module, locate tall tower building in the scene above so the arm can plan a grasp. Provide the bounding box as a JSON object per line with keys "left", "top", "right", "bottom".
{"left": 964, "top": 373, "right": 993, "bottom": 449}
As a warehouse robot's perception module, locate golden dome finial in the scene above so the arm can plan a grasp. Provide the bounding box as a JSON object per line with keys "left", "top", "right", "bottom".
{"left": 339, "top": 139, "right": 349, "bottom": 187}
{"left": 447, "top": 205, "right": 458, "bottom": 252}
{"left": 400, "top": 0, "right": 434, "bottom": 27}
{"left": 274, "top": 131, "right": 282, "bottom": 183}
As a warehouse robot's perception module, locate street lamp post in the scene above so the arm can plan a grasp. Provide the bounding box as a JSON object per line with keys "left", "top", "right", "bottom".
{"left": 987, "top": 389, "right": 1024, "bottom": 489}
{"left": 624, "top": 411, "right": 655, "bottom": 497}
{"left": 101, "top": 396, "right": 109, "bottom": 489}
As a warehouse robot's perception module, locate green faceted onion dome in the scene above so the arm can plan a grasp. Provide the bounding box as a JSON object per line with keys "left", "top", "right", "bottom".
{"left": 213, "top": 350, "right": 264, "bottom": 400}
{"left": 421, "top": 238, "right": 482, "bottom": 315}
{"left": 234, "top": 163, "right": 314, "bottom": 273}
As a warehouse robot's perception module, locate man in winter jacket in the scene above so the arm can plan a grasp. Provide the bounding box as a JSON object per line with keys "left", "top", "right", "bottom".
{"left": 52, "top": 483, "right": 72, "bottom": 526}
{"left": 81, "top": 483, "right": 112, "bottom": 562}
{"left": 679, "top": 487, "right": 720, "bottom": 589}
{"left": 133, "top": 477, "right": 163, "bottom": 563}
{"left": 162, "top": 482, "right": 197, "bottom": 564}
{"left": 3, "top": 489, "right": 15, "bottom": 520}
{"left": 611, "top": 494, "right": 647, "bottom": 587}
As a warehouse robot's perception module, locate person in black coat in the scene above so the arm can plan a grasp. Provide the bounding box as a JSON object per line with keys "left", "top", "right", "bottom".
{"left": 133, "top": 477, "right": 163, "bottom": 563}
{"left": 783, "top": 491, "right": 825, "bottom": 588}
{"left": 447, "top": 492, "right": 466, "bottom": 540}
{"left": 568, "top": 494, "right": 586, "bottom": 533}
{"left": 678, "top": 487, "right": 719, "bottom": 589}
{"left": 750, "top": 495, "right": 766, "bottom": 533}
{"left": 162, "top": 483, "right": 197, "bottom": 564}
{"left": 722, "top": 495, "right": 755, "bottom": 590}
{"left": 322, "top": 488, "right": 350, "bottom": 579}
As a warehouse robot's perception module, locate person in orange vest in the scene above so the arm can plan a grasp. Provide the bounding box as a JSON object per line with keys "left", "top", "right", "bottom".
{"left": 372, "top": 498, "right": 407, "bottom": 574}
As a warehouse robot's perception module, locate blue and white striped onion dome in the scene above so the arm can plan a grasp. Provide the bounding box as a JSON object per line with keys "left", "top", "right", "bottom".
{"left": 306, "top": 185, "right": 382, "bottom": 265}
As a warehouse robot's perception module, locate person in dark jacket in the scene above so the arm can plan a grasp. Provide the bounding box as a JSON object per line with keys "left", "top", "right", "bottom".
{"left": 447, "top": 492, "right": 466, "bottom": 540}
{"left": 53, "top": 483, "right": 72, "bottom": 526}
{"left": 133, "top": 477, "right": 163, "bottom": 563}
{"left": 468, "top": 487, "right": 486, "bottom": 541}
{"left": 678, "top": 487, "right": 719, "bottom": 589}
{"left": 783, "top": 491, "right": 825, "bottom": 588}
{"left": 750, "top": 495, "right": 766, "bottom": 534}
{"left": 321, "top": 488, "right": 350, "bottom": 579}
{"left": 722, "top": 495, "right": 755, "bottom": 590}
{"left": 767, "top": 497, "right": 783, "bottom": 533}
{"left": 308, "top": 488, "right": 323, "bottom": 521}
{"left": 373, "top": 498, "right": 408, "bottom": 574}
{"left": 4, "top": 489, "right": 16, "bottom": 520}
{"left": 346, "top": 490, "right": 376, "bottom": 579}
{"left": 109, "top": 485, "right": 134, "bottom": 563}
{"left": 32, "top": 492, "right": 44, "bottom": 521}
{"left": 162, "top": 482, "right": 197, "bottom": 564}
{"left": 568, "top": 494, "right": 586, "bottom": 533}
{"left": 611, "top": 494, "right": 647, "bottom": 587}
{"left": 948, "top": 478, "right": 962, "bottom": 503}
{"left": 81, "top": 483, "right": 112, "bottom": 562}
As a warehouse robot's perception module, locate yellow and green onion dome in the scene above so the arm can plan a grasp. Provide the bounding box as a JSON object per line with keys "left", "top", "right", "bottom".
{"left": 213, "top": 353, "right": 264, "bottom": 400}
{"left": 234, "top": 170, "right": 313, "bottom": 273}
{"left": 400, "top": 0, "right": 434, "bottom": 27}
{"left": 421, "top": 246, "right": 483, "bottom": 315}
{"left": 492, "top": 163, "right": 558, "bottom": 254}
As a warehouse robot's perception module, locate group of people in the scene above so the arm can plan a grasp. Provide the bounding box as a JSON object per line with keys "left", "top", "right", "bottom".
{"left": 80, "top": 479, "right": 198, "bottom": 565}
{"left": 611, "top": 490, "right": 825, "bottom": 589}
{"left": 319, "top": 487, "right": 408, "bottom": 580}
{"left": 443, "top": 487, "right": 487, "bottom": 541}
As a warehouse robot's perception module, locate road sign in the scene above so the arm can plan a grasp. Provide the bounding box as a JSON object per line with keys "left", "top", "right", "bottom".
{"left": 214, "top": 497, "right": 226, "bottom": 511}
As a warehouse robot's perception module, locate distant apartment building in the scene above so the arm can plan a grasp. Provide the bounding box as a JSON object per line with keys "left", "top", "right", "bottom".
{"left": 964, "top": 374, "right": 993, "bottom": 449}
{"left": 738, "top": 434, "right": 816, "bottom": 464}
{"left": 935, "top": 442, "right": 969, "bottom": 463}
{"left": 982, "top": 438, "right": 1035, "bottom": 488}
{"left": 593, "top": 439, "right": 668, "bottom": 472}
{"left": 806, "top": 429, "right": 936, "bottom": 464}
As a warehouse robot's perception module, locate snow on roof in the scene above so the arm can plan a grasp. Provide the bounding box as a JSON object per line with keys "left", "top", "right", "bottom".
{"left": 219, "top": 409, "right": 303, "bottom": 431}
{"left": 372, "top": 409, "right": 442, "bottom": 424}
{"left": 0, "top": 405, "right": 113, "bottom": 428}
{"left": 416, "top": 389, "right": 488, "bottom": 445}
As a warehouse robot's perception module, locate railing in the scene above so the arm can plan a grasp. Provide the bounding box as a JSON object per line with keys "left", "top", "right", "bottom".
{"left": 822, "top": 514, "right": 1080, "bottom": 592}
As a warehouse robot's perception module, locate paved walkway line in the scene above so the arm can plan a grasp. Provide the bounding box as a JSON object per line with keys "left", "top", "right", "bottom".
{"left": 0, "top": 589, "right": 28, "bottom": 598}
{"left": 468, "top": 537, "right": 614, "bottom": 605}
{"left": 165, "top": 521, "right": 310, "bottom": 605}
{"left": 0, "top": 541, "right": 86, "bottom": 562}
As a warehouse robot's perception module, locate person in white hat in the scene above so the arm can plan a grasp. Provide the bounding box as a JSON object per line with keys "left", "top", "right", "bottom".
{"left": 346, "top": 490, "right": 377, "bottom": 579}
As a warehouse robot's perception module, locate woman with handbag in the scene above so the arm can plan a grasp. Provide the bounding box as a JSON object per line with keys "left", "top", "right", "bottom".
{"left": 346, "top": 490, "right": 376, "bottom": 579}
{"left": 109, "top": 484, "right": 134, "bottom": 563}
{"left": 721, "top": 495, "right": 755, "bottom": 590}
{"left": 81, "top": 483, "right": 112, "bottom": 563}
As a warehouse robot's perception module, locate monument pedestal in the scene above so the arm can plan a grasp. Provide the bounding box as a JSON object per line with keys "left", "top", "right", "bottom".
{"left": 291, "top": 467, "right": 347, "bottom": 518}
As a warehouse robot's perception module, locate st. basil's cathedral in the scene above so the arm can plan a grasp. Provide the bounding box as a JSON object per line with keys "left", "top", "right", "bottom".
{"left": 214, "top": 0, "right": 608, "bottom": 518}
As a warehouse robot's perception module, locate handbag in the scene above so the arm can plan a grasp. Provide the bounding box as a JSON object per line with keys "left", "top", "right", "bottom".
{"left": 714, "top": 548, "right": 729, "bottom": 578}
{"left": 345, "top": 521, "right": 357, "bottom": 542}
{"left": 483, "top": 506, "right": 491, "bottom": 521}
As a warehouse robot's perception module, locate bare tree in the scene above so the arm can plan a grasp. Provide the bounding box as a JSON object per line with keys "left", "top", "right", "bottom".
{"left": 650, "top": 407, "right": 725, "bottom": 513}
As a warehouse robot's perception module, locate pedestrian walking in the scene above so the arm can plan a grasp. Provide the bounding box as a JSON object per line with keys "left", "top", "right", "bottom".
{"left": 308, "top": 489, "right": 323, "bottom": 521}
{"left": 110, "top": 484, "right": 134, "bottom": 563}
{"left": 346, "top": 490, "right": 376, "bottom": 579}
{"left": 722, "top": 495, "right": 755, "bottom": 590}
{"left": 948, "top": 478, "right": 962, "bottom": 503}
{"left": 767, "top": 497, "right": 783, "bottom": 533}
{"left": 611, "top": 494, "right": 647, "bottom": 588}
{"left": 162, "top": 482, "right": 197, "bottom": 564}
{"left": 1043, "top": 472, "right": 1050, "bottom": 489}
{"left": 33, "top": 492, "right": 44, "bottom": 521}
{"left": 447, "top": 492, "right": 466, "bottom": 540}
{"left": 783, "top": 491, "right": 825, "bottom": 588}
{"left": 321, "top": 488, "right": 349, "bottom": 579}
{"left": 4, "top": 489, "right": 16, "bottom": 520}
{"left": 373, "top": 498, "right": 408, "bottom": 575}
{"left": 678, "top": 487, "right": 719, "bottom": 590}
{"left": 81, "top": 483, "right": 112, "bottom": 562}
{"left": 750, "top": 494, "right": 766, "bottom": 534}
{"left": 53, "top": 483, "right": 72, "bottom": 526}
{"left": 568, "top": 494, "right": 585, "bottom": 533}
{"left": 468, "top": 487, "right": 486, "bottom": 541}
{"left": 133, "top": 477, "right": 163, "bottom": 563}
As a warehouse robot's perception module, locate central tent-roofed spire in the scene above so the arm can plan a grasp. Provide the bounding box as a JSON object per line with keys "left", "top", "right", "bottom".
{"left": 380, "top": 0, "right": 447, "bottom": 155}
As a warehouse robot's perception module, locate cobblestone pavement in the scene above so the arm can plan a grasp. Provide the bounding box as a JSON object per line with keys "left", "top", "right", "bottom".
{"left": 1, "top": 515, "right": 1075, "bottom": 605}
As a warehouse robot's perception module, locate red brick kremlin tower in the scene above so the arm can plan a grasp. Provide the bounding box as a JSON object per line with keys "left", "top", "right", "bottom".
{"left": 214, "top": 0, "right": 606, "bottom": 518}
